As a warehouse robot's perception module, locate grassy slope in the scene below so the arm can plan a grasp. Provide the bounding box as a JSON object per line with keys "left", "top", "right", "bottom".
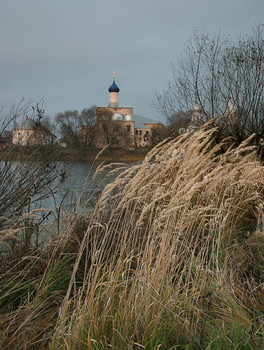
{"left": 1, "top": 125, "right": 264, "bottom": 349}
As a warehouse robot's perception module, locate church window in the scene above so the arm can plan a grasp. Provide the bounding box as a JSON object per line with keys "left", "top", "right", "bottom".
{"left": 126, "top": 125, "right": 131, "bottom": 133}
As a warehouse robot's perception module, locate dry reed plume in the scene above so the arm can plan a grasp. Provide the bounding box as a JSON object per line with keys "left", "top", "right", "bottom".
{"left": 1, "top": 125, "right": 264, "bottom": 349}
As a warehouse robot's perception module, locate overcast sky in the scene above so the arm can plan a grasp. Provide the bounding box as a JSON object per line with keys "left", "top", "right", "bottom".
{"left": 1, "top": 0, "right": 263, "bottom": 123}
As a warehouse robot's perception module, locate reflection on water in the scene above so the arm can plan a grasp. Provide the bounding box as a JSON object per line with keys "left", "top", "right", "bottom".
{"left": 0, "top": 160, "right": 136, "bottom": 247}
{"left": 31, "top": 160, "right": 135, "bottom": 241}
{"left": 40, "top": 160, "right": 133, "bottom": 213}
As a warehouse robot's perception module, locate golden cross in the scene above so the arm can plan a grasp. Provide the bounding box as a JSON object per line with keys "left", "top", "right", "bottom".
{"left": 112, "top": 71, "right": 116, "bottom": 80}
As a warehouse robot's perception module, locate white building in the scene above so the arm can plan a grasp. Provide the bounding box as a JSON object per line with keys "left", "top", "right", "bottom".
{"left": 12, "top": 117, "right": 56, "bottom": 146}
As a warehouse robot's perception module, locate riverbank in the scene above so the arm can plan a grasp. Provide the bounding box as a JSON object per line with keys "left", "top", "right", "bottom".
{"left": 59, "top": 146, "right": 151, "bottom": 162}
{"left": 0, "top": 146, "right": 151, "bottom": 162}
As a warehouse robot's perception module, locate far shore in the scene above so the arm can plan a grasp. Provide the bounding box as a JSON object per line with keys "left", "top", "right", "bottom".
{"left": 60, "top": 147, "right": 151, "bottom": 162}
{"left": 0, "top": 146, "right": 152, "bottom": 162}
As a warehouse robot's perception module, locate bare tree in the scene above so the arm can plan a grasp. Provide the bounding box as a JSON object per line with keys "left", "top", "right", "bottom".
{"left": 155, "top": 24, "right": 264, "bottom": 146}
{"left": 80, "top": 105, "right": 98, "bottom": 150}
{"left": 164, "top": 110, "right": 192, "bottom": 137}
{"left": 97, "top": 110, "right": 126, "bottom": 149}
{"left": 56, "top": 106, "right": 97, "bottom": 153}
{"left": 221, "top": 26, "right": 264, "bottom": 144}
{"left": 0, "top": 99, "right": 65, "bottom": 230}
{"left": 55, "top": 109, "right": 80, "bottom": 147}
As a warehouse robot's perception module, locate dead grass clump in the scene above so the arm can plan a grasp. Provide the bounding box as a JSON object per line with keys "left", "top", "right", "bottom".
{"left": 0, "top": 209, "right": 93, "bottom": 349}
{"left": 2, "top": 125, "right": 264, "bottom": 349}
{"left": 51, "top": 125, "right": 264, "bottom": 348}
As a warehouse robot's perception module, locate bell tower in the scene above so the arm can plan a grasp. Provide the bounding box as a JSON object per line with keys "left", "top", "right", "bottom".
{"left": 108, "top": 72, "right": 120, "bottom": 108}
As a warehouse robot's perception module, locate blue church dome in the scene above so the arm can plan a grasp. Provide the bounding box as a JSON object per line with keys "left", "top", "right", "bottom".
{"left": 108, "top": 80, "right": 120, "bottom": 93}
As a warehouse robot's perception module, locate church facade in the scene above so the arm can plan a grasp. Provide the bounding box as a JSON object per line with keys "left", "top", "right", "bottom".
{"left": 82, "top": 74, "right": 164, "bottom": 150}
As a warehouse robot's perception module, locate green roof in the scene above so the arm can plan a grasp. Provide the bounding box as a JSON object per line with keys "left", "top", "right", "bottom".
{"left": 134, "top": 114, "right": 163, "bottom": 128}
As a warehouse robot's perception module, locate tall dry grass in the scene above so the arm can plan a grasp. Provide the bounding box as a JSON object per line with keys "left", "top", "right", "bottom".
{"left": 1, "top": 125, "right": 264, "bottom": 349}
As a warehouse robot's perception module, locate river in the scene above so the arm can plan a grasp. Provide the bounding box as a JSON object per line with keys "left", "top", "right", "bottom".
{"left": 42, "top": 160, "right": 134, "bottom": 209}
{"left": 1, "top": 160, "right": 136, "bottom": 249}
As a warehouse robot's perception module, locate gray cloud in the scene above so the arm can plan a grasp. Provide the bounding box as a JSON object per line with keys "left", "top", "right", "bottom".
{"left": 1, "top": 0, "right": 263, "bottom": 122}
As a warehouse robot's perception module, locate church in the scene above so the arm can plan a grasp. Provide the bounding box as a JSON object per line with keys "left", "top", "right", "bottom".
{"left": 82, "top": 73, "right": 164, "bottom": 150}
